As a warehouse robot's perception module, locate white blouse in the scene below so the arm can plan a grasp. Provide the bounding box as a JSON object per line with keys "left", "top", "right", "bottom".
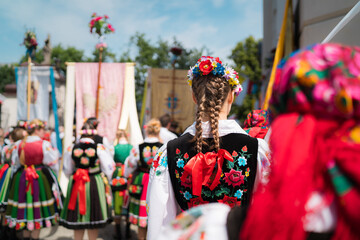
{"left": 146, "top": 120, "right": 271, "bottom": 240}
{"left": 63, "top": 138, "right": 115, "bottom": 180}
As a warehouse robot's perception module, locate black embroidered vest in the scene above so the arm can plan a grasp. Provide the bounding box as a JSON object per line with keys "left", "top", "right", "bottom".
{"left": 71, "top": 141, "right": 99, "bottom": 171}
{"left": 138, "top": 142, "right": 163, "bottom": 172}
{"left": 167, "top": 133, "right": 258, "bottom": 211}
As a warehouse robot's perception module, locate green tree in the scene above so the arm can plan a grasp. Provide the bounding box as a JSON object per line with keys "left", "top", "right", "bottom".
{"left": 229, "top": 36, "right": 262, "bottom": 123}
{"left": 0, "top": 64, "right": 16, "bottom": 93}
{"left": 119, "top": 33, "right": 207, "bottom": 105}
{"left": 51, "top": 44, "right": 85, "bottom": 72}
{"left": 90, "top": 47, "right": 117, "bottom": 62}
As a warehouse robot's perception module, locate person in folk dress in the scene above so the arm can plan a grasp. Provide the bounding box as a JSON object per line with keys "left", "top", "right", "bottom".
{"left": 111, "top": 129, "right": 132, "bottom": 240}
{"left": 0, "top": 127, "right": 26, "bottom": 239}
{"left": 5, "top": 119, "right": 62, "bottom": 240}
{"left": 124, "top": 119, "right": 163, "bottom": 240}
{"left": 60, "top": 124, "right": 115, "bottom": 240}
{"left": 146, "top": 56, "right": 270, "bottom": 239}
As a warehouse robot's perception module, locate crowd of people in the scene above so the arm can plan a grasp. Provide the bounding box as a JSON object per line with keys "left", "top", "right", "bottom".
{"left": 0, "top": 42, "right": 359, "bottom": 240}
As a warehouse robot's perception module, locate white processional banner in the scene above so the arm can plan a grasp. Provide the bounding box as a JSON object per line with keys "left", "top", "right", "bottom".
{"left": 16, "top": 66, "right": 50, "bottom": 122}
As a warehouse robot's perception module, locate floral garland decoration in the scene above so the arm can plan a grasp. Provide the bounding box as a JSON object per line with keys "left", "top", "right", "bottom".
{"left": 23, "top": 30, "right": 38, "bottom": 58}
{"left": 27, "top": 121, "right": 46, "bottom": 130}
{"left": 79, "top": 129, "right": 98, "bottom": 135}
{"left": 187, "top": 56, "right": 243, "bottom": 96}
{"left": 89, "top": 13, "right": 115, "bottom": 49}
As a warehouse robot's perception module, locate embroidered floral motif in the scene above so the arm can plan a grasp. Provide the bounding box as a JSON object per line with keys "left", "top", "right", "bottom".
{"left": 232, "top": 151, "right": 238, "bottom": 157}
{"left": 73, "top": 148, "right": 84, "bottom": 157}
{"left": 184, "top": 191, "right": 193, "bottom": 200}
{"left": 143, "top": 146, "right": 159, "bottom": 165}
{"left": 188, "top": 196, "right": 209, "bottom": 208}
{"left": 238, "top": 157, "right": 247, "bottom": 167}
{"left": 242, "top": 145, "right": 248, "bottom": 152}
{"left": 224, "top": 169, "right": 244, "bottom": 187}
{"left": 234, "top": 189, "right": 243, "bottom": 199}
{"left": 80, "top": 157, "right": 89, "bottom": 165}
{"left": 181, "top": 174, "right": 192, "bottom": 188}
{"left": 219, "top": 195, "right": 238, "bottom": 208}
{"left": 177, "top": 159, "right": 185, "bottom": 168}
{"left": 85, "top": 148, "right": 96, "bottom": 157}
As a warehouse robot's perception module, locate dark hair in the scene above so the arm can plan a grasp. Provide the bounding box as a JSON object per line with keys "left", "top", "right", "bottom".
{"left": 192, "top": 74, "right": 231, "bottom": 153}
{"left": 85, "top": 117, "right": 99, "bottom": 129}
{"left": 11, "top": 128, "right": 26, "bottom": 142}
{"left": 159, "top": 114, "right": 171, "bottom": 127}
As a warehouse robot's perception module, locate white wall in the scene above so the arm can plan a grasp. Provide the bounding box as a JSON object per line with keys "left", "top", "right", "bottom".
{"left": 1, "top": 96, "right": 17, "bottom": 131}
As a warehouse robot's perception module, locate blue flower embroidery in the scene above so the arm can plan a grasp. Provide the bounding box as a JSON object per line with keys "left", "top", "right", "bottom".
{"left": 234, "top": 189, "right": 243, "bottom": 199}
{"left": 160, "top": 156, "right": 168, "bottom": 168}
{"left": 184, "top": 191, "right": 193, "bottom": 200}
{"left": 238, "top": 157, "right": 247, "bottom": 167}
{"left": 177, "top": 159, "right": 184, "bottom": 168}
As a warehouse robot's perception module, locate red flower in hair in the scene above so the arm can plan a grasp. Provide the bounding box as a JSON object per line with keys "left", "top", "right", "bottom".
{"left": 215, "top": 57, "right": 222, "bottom": 64}
{"left": 199, "top": 60, "right": 213, "bottom": 75}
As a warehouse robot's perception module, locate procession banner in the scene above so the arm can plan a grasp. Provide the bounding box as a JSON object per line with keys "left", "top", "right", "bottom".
{"left": 75, "top": 63, "right": 125, "bottom": 143}
{"left": 16, "top": 66, "right": 50, "bottom": 122}
{"left": 148, "top": 68, "right": 195, "bottom": 132}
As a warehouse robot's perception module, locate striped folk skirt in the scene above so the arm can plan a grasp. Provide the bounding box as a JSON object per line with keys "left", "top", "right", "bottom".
{"left": 128, "top": 170, "right": 149, "bottom": 228}
{"left": 60, "top": 170, "right": 112, "bottom": 229}
{"left": 0, "top": 163, "right": 12, "bottom": 213}
{"left": 5, "top": 165, "right": 63, "bottom": 231}
{"left": 111, "top": 164, "right": 129, "bottom": 218}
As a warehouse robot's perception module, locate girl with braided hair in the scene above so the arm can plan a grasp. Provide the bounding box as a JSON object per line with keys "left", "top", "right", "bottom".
{"left": 146, "top": 56, "right": 270, "bottom": 239}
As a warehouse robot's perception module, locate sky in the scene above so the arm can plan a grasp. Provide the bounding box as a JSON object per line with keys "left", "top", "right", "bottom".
{"left": 0, "top": 0, "right": 263, "bottom": 64}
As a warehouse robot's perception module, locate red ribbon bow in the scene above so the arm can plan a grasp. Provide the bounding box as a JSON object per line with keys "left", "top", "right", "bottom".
{"left": 0, "top": 164, "right": 9, "bottom": 180}
{"left": 180, "top": 149, "right": 233, "bottom": 196}
{"left": 25, "top": 165, "right": 39, "bottom": 194}
{"left": 68, "top": 168, "right": 90, "bottom": 215}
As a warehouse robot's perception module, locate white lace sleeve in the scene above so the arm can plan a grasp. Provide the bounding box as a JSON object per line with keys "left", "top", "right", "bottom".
{"left": 124, "top": 145, "right": 140, "bottom": 178}
{"left": 97, "top": 144, "right": 115, "bottom": 180}
{"left": 42, "top": 140, "right": 60, "bottom": 174}
{"left": 254, "top": 138, "right": 271, "bottom": 190}
{"left": 63, "top": 145, "right": 75, "bottom": 178}
{"left": 146, "top": 145, "right": 181, "bottom": 240}
{"left": 102, "top": 137, "right": 115, "bottom": 157}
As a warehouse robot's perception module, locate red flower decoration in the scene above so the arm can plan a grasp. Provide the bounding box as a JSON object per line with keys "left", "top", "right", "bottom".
{"left": 153, "top": 157, "right": 160, "bottom": 170}
{"left": 215, "top": 57, "right": 222, "bottom": 64}
{"left": 224, "top": 169, "right": 244, "bottom": 187}
{"left": 199, "top": 60, "right": 213, "bottom": 75}
{"left": 35, "top": 222, "right": 41, "bottom": 229}
{"left": 188, "top": 196, "right": 209, "bottom": 208}
{"left": 104, "top": 15, "right": 109, "bottom": 19}
{"left": 232, "top": 151, "right": 238, "bottom": 157}
{"left": 176, "top": 148, "right": 181, "bottom": 154}
{"left": 242, "top": 145, "right": 248, "bottom": 152}
{"left": 219, "top": 195, "right": 238, "bottom": 208}
{"left": 181, "top": 174, "right": 192, "bottom": 188}
{"left": 184, "top": 152, "right": 189, "bottom": 159}
{"left": 108, "top": 23, "right": 115, "bottom": 32}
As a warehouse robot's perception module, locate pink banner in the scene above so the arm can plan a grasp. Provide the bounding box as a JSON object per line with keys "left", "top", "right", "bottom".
{"left": 75, "top": 63, "right": 125, "bottom": 143}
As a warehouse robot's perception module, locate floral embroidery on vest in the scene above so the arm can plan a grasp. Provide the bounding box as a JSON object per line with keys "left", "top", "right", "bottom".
{"left": 174, "top": 147, "right": 252, "bottom": 209}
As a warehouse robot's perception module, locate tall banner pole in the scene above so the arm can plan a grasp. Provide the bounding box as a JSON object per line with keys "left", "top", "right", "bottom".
{"left": 95, "top": 47, "right": 103, "bottom": 118}
{"left": 262, "top": 0, "right": 290, "bottom": 110}
{"left": 27, "top": 56, "right": 32, "bottom": 120}
{"left": 171, "top": 64, "right": 176, "bottom": 120}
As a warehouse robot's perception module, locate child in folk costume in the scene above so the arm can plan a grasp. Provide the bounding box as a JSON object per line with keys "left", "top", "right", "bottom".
{"left": 112, "top": 129, "right": 132, "bottom": 240}
{"left": 60, "top": 123, "right": 115, "bottom": 240}
{"left": 5, "top": 119, "right": 62, "bottom": 240}
{"left": 146, "top": 56, "right": 270, "bottom": 239}
{"left": 0, "top": 127, "right": 26, "bottom": 239}
{"left": 241, "top": 43, "right": 360, "bottom": 240}
{"left": 124, "top": 119, "right": 163, "bottom": 240}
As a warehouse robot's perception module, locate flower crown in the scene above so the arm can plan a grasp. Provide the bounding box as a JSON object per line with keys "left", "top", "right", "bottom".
{"left": 27, "top": 121, "right": 46, "bottom": 130}
{"left": 79, "top": 129, "right": 98, "bottom": 135}
{"left": 187, "top": 56, "right": 243, "bottom": 96}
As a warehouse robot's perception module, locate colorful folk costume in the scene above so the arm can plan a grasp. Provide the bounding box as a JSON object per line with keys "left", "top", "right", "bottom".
{"left": 243, "top": 109, "right": 270, "bottom": 139}
{"left": 146, "top": 120, "right": 270, "bottom": 239}
{"left": 5, "top": 135, "right": 62, "bottom": 231}
{"left": 111, "top": 141, "right": 132, "bottom": 218}
{"left": 241, "top": 43, "right": 360, "bottom": 240}
{"left": 124, "top": 137, "right": 162, "bottom": 228}
{"left": 60, "top": 137, "right": 115, "bottom": 229}
{"left": 0, "top": 143, "right": 17, "bottom": 213}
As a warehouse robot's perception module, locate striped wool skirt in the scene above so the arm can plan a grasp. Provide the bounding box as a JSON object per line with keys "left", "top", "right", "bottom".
{"left": 5, "top": 165, "right": 63, "bottom": 231}
{"left": 111, "top": 163, "right": 129, "bottom": 218}
{"left": 0, "top": 163, "right": 12, "bottom": 213}
{"left": 128, "top": 170, "right": 149, "bottom": 228}
{"left": 60, "top": 169, "right": 112, "bottom": 229}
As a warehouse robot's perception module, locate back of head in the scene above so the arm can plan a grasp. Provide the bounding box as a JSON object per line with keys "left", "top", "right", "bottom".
{"left": 85, "top": 117, "right": 99, "bottom": 129}
{"left": 80, "top": 121, "right": 97, "bottom": 139}
{"left": 187, "top": 56, "right": 243, "bottom": 153}
{"left": 116, "top": 129, "right": 128, "bottom": 141}
{"left": 27, "top": 119, "right": 45, "bottom": 135}
{"left": 11, "top": 128, "right": 26, "bottom": 142}
{"left": 159, "top": 114, "right": 171, "bottom": 128}
{"left": 145, "top": 119, "right": 161, "bottom": 137}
